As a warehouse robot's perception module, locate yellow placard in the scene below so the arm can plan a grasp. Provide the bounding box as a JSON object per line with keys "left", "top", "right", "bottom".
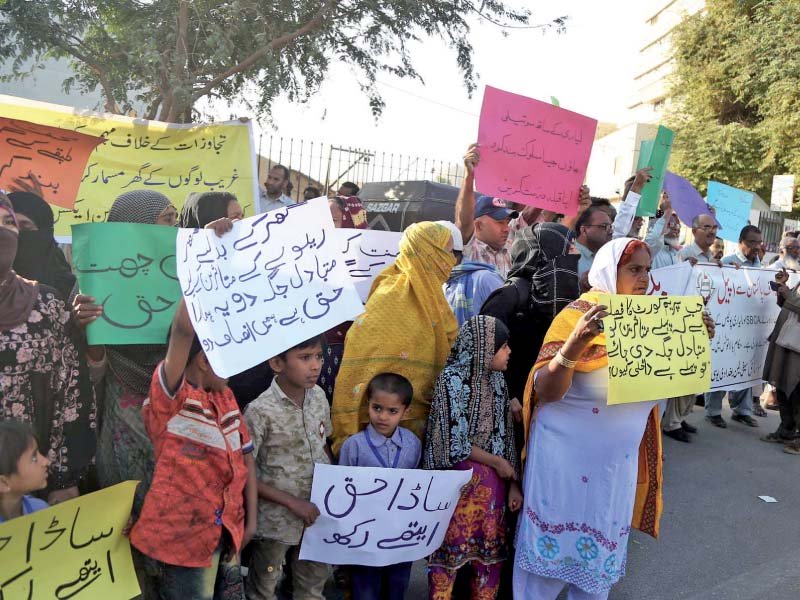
{"left": 0, "top": 481, "right": 140, "bottom": 600}
{"left": 601, "top": 294, "right": 711, "bottom": 405}
{"left": 0, "top": 94, "right": 258, "bottom": 238}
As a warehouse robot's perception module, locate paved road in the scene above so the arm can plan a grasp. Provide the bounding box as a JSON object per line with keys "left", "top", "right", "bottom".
{"left": 404, "top": 404, "right": 800, "bottom": 599}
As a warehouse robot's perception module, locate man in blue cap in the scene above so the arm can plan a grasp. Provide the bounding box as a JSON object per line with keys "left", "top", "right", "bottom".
{"left": 455, "top": 145, "right": 532, "bottom": 278}
{"left": 455, "top": 143, "right": 593, "bottom": 279}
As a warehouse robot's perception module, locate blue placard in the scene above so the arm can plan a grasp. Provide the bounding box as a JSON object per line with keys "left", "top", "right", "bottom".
{"left": 706, "top": 180, "right": 753, "bottom": 242}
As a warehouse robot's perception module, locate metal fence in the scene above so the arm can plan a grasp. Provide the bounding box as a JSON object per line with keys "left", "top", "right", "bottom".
{"left": 254, "top": 134, "right": 465, "bottom": 201}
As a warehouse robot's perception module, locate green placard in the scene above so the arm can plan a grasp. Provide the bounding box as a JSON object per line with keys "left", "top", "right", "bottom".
{"left": 72, "top": 223, "right": 180, "bottom": 344}
{"left": 635, "top": 125, "right": 675, "bottom": 216}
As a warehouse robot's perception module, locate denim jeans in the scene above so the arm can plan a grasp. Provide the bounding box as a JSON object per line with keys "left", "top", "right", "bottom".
{"left": 140, "top": 536, "right": 243, "bottom": 600}
{"left": 704, "top": 388, "right": 751, "bottom": 418}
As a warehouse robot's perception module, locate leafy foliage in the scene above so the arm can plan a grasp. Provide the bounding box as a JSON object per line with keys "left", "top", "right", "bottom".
{"left": 0, "top": 1, "right": 564, "bottom": 123}
{"left": 666, "top": 0, "right": 800, "bottom": 210}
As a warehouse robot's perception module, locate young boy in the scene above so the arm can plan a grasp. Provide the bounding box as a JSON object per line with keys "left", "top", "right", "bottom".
{"left": 337, "top": 372, "right": 421, "bottom": 600}
{"left": 129, "top": 298, "right": 258, "bottom": 600}
{"left": 244, "top": 335, "right": 332, "bottom": 600}
{"left": 0, "top": 421, "right": 50, "bottom": 523}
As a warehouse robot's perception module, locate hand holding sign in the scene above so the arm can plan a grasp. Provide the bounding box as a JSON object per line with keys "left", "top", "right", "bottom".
{"left": 299, "top": 465, "right": 472, "bottom": 567}
{"left": 634, "top": 126, "right": 674, "bottom": 217}
{"left": 601, "top": 294, "right": 711, "bottom": 404}
{"left": 176, "top": 196, "right": 363, "bottom": 378}
{"left": 72, "top": 223, "right": 181, "bottom": 344}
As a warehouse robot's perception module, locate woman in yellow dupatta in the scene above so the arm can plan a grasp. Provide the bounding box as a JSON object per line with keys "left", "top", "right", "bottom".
{"left": 513, "top": 238, "right": 714, "bottom": 600}
{"left": 331, "top": 222, "right": 458, "bottom": 454}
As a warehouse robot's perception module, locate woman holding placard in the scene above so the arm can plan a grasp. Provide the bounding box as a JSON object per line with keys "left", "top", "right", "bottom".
{"left": 512, "top": 238, "right": 714, "bottom": 599}
{"left": 72, "top": 190, "right": 176, "bottom": 497}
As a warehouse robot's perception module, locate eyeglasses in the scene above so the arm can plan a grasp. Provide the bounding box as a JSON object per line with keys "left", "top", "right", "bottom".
{"left": 586, "top": 223, "right": 613, "bottom": 232}
{"left": 743, "top": 239, "right": 763, "bottom": 247}
{"left": 697, "top": 225, "right": 719, "bottom": 232}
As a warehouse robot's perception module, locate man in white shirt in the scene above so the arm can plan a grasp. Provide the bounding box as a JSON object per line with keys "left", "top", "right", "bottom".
{"left": 257, "top": 164, "right": 294, "bottom": 214}
{"left": 574, "top": 167, "right": 652, "bottom": 280}
{"left": 574, "top": 206, "right": 613, "bottom": 278}
{"left": 645, "top": 195, "right": 681, "bottom": 269}
{"left": 772, "top": 235, "right": 800, "bottom": 271}
{"left": 677, "top": 214, "right": 717, "bottom": 263}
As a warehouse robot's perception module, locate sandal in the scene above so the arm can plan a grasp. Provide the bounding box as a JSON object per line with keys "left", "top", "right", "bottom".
{"left": 753, "top": 404, "right": 768, "bottom": 417}
{"left": 783, "top": 441, "right": 800, "bottom": 455}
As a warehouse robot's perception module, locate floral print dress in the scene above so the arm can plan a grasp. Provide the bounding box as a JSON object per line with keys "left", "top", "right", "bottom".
{"left": 514, "top": 368, "right": 657, "bottom": 596}
{"left": 0, "top": 287, "right": 96, "bottom": 490}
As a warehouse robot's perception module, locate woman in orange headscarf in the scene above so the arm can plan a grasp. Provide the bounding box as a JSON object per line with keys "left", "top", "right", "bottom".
{"left": 513, "top": 238, "right": 714, "bottom": 600}
{"left": 331, "top": 221, "right": 458, "bottom": 454}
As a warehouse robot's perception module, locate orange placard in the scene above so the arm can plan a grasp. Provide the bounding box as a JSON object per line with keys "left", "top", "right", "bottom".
{"left": 0, "top": 116, "right": 104, "bottom": 208}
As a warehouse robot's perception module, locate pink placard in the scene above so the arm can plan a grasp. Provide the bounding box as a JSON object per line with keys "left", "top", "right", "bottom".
{"left": 475, "top": 86, "right": 597, "bottom": 216}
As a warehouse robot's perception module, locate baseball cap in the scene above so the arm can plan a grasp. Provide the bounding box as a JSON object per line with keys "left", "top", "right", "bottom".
{"left": 475, "top": 195, "right": 519, "bottom": 221}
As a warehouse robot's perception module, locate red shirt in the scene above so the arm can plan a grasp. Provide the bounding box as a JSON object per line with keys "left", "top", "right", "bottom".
{"left": 131, "top": 363, "right": 253, "bottom": 568}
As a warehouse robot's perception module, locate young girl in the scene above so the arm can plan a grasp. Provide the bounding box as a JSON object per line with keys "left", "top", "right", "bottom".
{"left": 0, "top": 421, "right": 51, "bottom": 523}
{"left": 424, "top": 315, "right": 523, "bottom": 600}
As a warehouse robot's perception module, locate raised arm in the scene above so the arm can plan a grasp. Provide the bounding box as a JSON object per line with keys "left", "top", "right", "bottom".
{"left": 644, "top": 192, "right": 673, "bottom": 256}
{"left": 455, "top": 143, "right": 480, "bottom": 243}
{"left": 560, "top": 185, "right": 592, "bottom": 231}
{"left": 613, "top": 167, "right": 652, "bottom": 239}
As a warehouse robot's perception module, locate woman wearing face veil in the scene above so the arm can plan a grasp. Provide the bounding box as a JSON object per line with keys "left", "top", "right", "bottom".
{"left": 8, "top": 191, "right": 76, "bottom": 301}
{"left": 481, "top": 223, "right": 580, "bottom": 403}
{"left": 0, "top": 193, "right": 96, "bottom": 504}
{"left": 72, "top": 190, "right": 176, "bottom": 498}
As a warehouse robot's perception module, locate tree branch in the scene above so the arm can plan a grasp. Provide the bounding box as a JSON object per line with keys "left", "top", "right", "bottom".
{"left": 192, "top": 0, "right": 338, "bottom": 103}
{"left": 45, "top": 26, "right": 120, "bottom": 114}
{"left": 166, "top": 0, "right": 190, "bottom": 122}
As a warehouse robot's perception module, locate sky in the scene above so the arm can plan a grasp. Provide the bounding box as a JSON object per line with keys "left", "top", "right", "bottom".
{"left": 0, "top": 1, "right": 647, "bottom": 176}
{"left": 236, "top": 0, "right": 644, "bottom": 165}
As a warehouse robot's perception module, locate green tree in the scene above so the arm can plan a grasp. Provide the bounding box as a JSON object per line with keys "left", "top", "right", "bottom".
{"left": 666, "top": 0, "right": 800, "bottom": 209}
{"left": 0, "top": 1, "right": 565, "bottom": 123}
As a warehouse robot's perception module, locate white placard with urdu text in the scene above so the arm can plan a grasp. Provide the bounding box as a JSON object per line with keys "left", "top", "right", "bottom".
{"left": 333, "top": 229, "right": 403, "bottom": 303}
{"left": 176, "top": 197, "right": 364, "bottom": 377}
{"left": 299, "top": 464, "right": 472, "bottom": 567}
{"left": 649, "top": 263, "right": 800, "bottom": 391}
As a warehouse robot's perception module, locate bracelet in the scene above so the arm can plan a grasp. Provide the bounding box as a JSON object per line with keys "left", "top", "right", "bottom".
{"left": 554, "top": 350, "right": 577, "bottom": 369}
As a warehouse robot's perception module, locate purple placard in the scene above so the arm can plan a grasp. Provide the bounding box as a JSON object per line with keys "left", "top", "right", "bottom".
{"left": 663, "top": 171, "right": 719, "bottom": 227}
